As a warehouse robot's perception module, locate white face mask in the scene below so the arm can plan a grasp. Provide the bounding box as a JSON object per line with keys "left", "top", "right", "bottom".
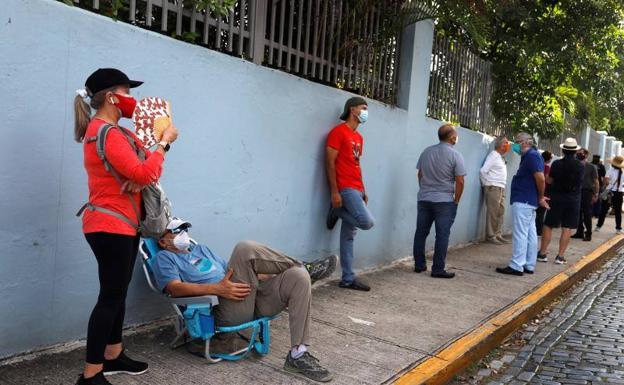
{"left": 173, "top": 231, "right": 191, "bottom": 251}
{"left": 357, "top": 109, "right": 369, "bottom": 124}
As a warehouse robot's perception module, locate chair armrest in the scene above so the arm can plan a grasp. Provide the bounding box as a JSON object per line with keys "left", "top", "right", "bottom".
{"left": 168, "top": 295, "right": 219, "bottom": 307}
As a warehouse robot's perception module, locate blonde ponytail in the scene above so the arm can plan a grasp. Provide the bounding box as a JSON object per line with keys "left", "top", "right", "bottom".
{"left": 74, "top": 95, "right": 91, "bottom": 143}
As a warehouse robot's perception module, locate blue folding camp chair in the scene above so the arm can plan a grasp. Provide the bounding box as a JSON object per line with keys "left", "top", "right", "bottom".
{"left": 139, "top": 238, "right": 274, "bottom": 363}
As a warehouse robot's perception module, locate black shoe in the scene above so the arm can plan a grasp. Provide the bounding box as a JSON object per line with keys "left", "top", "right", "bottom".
{"left": 583, "top": 233, "right": 592, "bottom": 242}
{"left": 495, "top": 266, "right": 523, "bottom": 276}
{"left": 338, "top": 278, "right": 370, "bottom": 291}
{"left": 414, "top": 266, "right": 427, "bottom": 273}
{"left": 431, "top": 271, "right": 455, "bottom": 279}
{"left": 76, "top": 372, "right": 112, "bottom": 385}
{"left": 284, "top": 351, "right": 332, "bottom": 382}
{"left": 554, "top": 255, "right": 567, "bottom": 265}
{"left": 326, "top": 205, "right": 339, "bottom": 230}
{"left": 304, "top": 255, "right": 337, "bottom": 284}
{"left": 571, "top": 232, "right": 584, "bottom": 239}
{"left": 537, "top": 253, "right": 548, "bottom": 263}
{"left": 103, "top": 350, "right": 148, "bottom": 376}
{"left": 523, "top": 268, "right": 534, "bottom": 274}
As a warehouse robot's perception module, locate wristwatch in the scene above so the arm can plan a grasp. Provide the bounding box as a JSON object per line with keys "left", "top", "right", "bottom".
{"left": 158, "top": 141, "right": 170, "bottom": 152}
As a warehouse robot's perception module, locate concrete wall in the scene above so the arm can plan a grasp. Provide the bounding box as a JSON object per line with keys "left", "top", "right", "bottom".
{"left": 0, "top": 0, "right": 518, "bottom": 357}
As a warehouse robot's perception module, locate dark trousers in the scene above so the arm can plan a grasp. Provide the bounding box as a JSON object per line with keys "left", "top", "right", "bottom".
{"left": 536, "top": 206, "right": 547, "bottom": 236}
{"left": 576, "top": 189, "right": 594, "bottom": 235}
{"left": 413, "top": 201, "right": 458, "bottom": 274}
{"left": 598, "top": 192, "right": 623, "bottom": 230}
{"left": 84, "top": 232, "right": 139, "bottom": 364}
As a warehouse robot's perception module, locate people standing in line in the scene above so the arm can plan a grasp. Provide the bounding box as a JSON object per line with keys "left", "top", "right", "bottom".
{"left": 74, "top": 68, "right": 179, "bottom": 385}
{"left": 479, "top": 136, "right": 511, "bottom": 244}
{"left": 537, "top": 138, "right": 584, "bottom": 265}
{"left": 536, "top": 151, "right": 553, "bottom": 237}
{"left": 326, "top": 97, "right": 375, "bottom": 292}
{"left": 591, "top": 155, "right": 607, "bottom": 218}
{"left": 496, "top": 133, "right": 548, "bottom": 276}
{"left": 596, "top": 155, "right": 624, "bottom": 234}
{"left": 571, "top": 148, "right": 599, "bottom": 241}
{"left": 413, "top": 124, "right": 466, "bottom": 279}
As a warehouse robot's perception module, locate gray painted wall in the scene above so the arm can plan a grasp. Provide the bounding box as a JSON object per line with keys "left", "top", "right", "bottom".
{"left": 0, "top": 0, "right": 519, "bottom": 357}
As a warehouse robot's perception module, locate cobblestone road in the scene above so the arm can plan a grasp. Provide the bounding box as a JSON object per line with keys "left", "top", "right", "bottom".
{"left": 463, "top": 254, "right": 624, "bottom": 385}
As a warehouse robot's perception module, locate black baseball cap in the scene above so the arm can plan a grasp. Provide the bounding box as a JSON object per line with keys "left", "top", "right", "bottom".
{"left": 339, "top": 96, "right": 368, "bottom": 121}
{"left": 85, "top": 68, "right": 143, "bottom": 96}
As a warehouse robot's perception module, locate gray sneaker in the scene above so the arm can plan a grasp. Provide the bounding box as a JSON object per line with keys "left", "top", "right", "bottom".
{"left": 284, "top": 352, "right": 333, "bottom": 382}
{"left": 304, "top": 255, "right": 337, "bottom": 284}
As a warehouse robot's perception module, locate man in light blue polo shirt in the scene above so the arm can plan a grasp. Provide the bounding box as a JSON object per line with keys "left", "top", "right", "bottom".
{"left": 151, "top": 219, "right": 336, "bottom": 383}
{"left": 496, "top": 133, "right": 548, "bottom": 276}
{"left": 413, "top": 123, "right": 466, "bottom": 279}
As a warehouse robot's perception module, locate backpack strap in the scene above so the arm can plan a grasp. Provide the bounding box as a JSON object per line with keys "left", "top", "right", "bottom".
{"left": 76, "top": 123, "right": 143, "bottom": 232}
{"left": 76, "top": 203, "right": 140, "bottom": 231}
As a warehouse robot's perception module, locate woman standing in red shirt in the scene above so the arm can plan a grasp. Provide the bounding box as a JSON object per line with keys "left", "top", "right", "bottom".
{"left": 73, "top": 68, "right": 178, "bottom": 385}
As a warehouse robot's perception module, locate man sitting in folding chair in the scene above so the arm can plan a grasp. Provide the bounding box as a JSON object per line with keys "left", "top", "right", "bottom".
{"left": 152, "top": 219, "right": 336, "bottom": 383}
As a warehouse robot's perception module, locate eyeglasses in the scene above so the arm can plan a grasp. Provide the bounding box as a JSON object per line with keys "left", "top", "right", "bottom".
{"left": 170, "top": 227, "right": 188, "bottom": 234}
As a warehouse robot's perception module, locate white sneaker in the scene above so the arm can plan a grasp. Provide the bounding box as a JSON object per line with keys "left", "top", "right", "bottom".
{"left": 594, "top": 226, "right": 601, "bottom": 232}
{"left": 617, "top": 229, "right": 622, "bottom": 234}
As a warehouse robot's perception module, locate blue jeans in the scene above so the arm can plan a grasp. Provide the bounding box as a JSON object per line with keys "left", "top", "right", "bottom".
{"left": 336, "top": 188, "right": 375, "bottom": 283}
{"left": 413, "top": 201, "right": 458, "bottom": 274}
{"left": 510, "top": 202, "right": 538, "bottom": 272}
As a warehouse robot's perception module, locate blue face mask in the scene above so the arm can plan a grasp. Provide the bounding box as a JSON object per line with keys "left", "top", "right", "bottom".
{"left": 512, "top": 143, "right": 522, "bottom": 155}
{"left": 357, "top": 109, "right": 368, "bottom": 124}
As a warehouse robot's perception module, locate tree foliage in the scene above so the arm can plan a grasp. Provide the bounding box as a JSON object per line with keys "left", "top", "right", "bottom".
{"left": 428, "top": 0, "right": 624, "bottom": 139}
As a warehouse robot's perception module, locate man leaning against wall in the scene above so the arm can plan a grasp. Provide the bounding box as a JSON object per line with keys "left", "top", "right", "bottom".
{"left": 480, "top": 136, "right": 511, "bottom": 245}
{"left": 325, "top": 97, "right": 375, "bottom": 292}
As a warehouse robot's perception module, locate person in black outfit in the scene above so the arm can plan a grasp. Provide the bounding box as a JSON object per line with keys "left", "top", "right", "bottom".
{"left": 537, "top": 138, "right": 584, "bottom": 265}
{"left": 571, "top": 148, "right": 599, "bottom": 241}
{"left": 536, "top": 151, "right": 553, "bottom": 236}
{"left": 596, "top": 155, "right": 624, "bottom": 233}
{"left": 592, "top": 155, "right": 607, "bottom": 218}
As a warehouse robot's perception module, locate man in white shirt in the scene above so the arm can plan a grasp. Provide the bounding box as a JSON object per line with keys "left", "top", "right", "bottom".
{"left": 480, "top": 136, "right": 510, "bottom": 244}
{"left": 596, "top": 155, "right": 624, "bottom": 233}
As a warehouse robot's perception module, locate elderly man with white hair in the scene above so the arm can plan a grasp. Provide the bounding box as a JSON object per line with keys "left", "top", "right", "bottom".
{"left": 496, "top": 133, "right": 549, "bottom": 276}
{"left": 480, "top": 135, "right": 511, "bottom": 244}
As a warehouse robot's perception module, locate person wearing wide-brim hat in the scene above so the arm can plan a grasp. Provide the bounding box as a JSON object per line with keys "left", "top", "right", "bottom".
{"left": 597, "top": 155, "right": 624, "bottom": 233}
{"left": 536, "top": 138, "right": 584, "bottom": 266}
{"left": 73, "top": 68, "right": 179, "bottom": 385}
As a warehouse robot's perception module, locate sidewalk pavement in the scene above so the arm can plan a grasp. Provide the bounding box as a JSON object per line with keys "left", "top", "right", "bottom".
{"left": 0, "top": 222, "right": 619, "bottom": 385}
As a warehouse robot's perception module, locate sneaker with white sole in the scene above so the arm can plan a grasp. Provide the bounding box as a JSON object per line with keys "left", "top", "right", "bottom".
{"left": 594, "top": 226, "right": 601, "bottom": 232}
{"left": 75, "top": 372, "right": 112, "bottom": 385}
{"left": 537, "top": 253, "right": 548, "bottom": 263}
{"left": 554, "top": 255, "right": 567, "bottom": 265}
{"left": 284, "top": 351, "right": 332, "bottom": 382}
{"left": 103, "top": 350, "right": 148, "bottom": 376}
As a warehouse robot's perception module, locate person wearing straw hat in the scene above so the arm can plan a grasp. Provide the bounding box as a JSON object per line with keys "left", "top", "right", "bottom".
{"left": 596, "top": 155, "right": 624, "bottom": 233}
{"left": 537, "top": 138, "right": 584, "bottom": 265}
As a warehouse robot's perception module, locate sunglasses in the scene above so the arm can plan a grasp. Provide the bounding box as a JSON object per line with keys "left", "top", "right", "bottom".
{"left": 170, "top": 227, "right": 188, "bottom": 234}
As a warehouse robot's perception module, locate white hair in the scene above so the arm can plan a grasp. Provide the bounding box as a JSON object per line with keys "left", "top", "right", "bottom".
{"left": 515, "top": 132, "right": 534, "bottom": 146}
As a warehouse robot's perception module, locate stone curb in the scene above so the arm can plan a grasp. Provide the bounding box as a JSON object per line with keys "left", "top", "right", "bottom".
{"left": 390, "top": 235, "right": 624, "bottom": 385}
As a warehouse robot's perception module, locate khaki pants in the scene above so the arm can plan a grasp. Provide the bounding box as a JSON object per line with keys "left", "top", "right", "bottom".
{"left": 213, "top": 241, "right": 312, "bottom": 347}
{"left": 484, "top": 186, "right": 505, "bottom": 239}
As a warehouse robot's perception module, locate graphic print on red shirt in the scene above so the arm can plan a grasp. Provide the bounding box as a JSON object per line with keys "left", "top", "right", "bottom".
{"left": 326, "top": 123, "right": 365, "bottom": 192}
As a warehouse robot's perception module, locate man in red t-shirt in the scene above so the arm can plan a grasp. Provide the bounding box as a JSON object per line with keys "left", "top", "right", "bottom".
{"left": 326, "top": 96, "right": 375, "bottom": 291}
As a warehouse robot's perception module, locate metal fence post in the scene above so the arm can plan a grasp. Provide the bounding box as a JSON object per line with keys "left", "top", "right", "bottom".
{"left": 251, "top": 0, "right": 268, "bottom": 65}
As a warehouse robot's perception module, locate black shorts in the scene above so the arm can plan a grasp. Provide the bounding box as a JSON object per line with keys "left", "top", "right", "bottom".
{"left": 544, "top": 197, "right": 581, "bottom": 229}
